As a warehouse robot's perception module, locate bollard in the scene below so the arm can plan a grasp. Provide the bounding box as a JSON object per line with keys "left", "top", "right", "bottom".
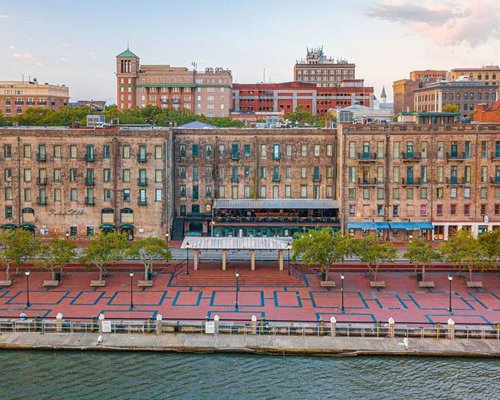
{"left": 319, "top": 317, "right": 324, "bottom": 336}
{"left": 98, "top": 313, "right": 105, "bottom": 334}
{"left": 330, "top": 316, "right": 336, "bottom": 337}
{"left": 214, "top": 314, "right": 220, "bottom": 335}
{"left": 56, "top": 313, "right": 63, "bottom": 333}
{"left": 375, "top": 321, "right": 380, "bottom": 337}
{"left": 156, "top": 314, "right": 163, "bottom": 334}
{"left": 436, "top": 322, "right": 441, "bottom": 339}
{"left": 250, "top": 315, "right": 257, "bottom": 335}
{"left": 388, "top": 317, "right": 395, "bottom": 338}
{"left": 497, "top": 323, "right": 500, "bottom": 340}
{"left": 447, "top": 318, "right": 455, "bottom": 339}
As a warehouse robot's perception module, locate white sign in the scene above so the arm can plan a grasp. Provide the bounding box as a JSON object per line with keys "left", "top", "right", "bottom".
{"left": 205, "top": 321, "right": 215, "bottom": 334}
{"left": 484, "top": 215, "right": 489, "bottom": 223}
{"left": 101, "top": 320, "right": 112, "bottom": 333}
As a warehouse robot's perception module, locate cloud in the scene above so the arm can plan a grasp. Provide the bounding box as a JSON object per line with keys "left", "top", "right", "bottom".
{"left": 8, "top": 45, "right": 16, "bottom": 50}
{"left": 0, "top": 13, "right": 9, "bottom": 19}
{"left": 11, "top": 51, "right": 33, "bottom": 60}
{"left": 368, "top": 0, "right": 500, "bottom": 47}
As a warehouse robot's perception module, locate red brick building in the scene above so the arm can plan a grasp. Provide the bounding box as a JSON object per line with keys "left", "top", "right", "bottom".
{"left": 475, "top": 101, "right": 500, "bottom": 122}
{"left": 232, "top": 81, "right": 373, "bottom": 116}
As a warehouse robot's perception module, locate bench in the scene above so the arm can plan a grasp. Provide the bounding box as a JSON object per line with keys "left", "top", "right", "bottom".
{"left": 90, "top": 280, "right": 106, "bottom": 287}
{"left": 138, "top": 280, "right": 153, "bottom": 287}
{"left": 418, "top": 281, "right": 435, "bottom": 288}
{"left": 370, "top": 281, "right": 386, "bottom": 288}
{"left": 320, "top": 280, "right": 336, "bottom": 288}
{"left": 43, "top": 280, "right": 60, "bottom": 287}
{"left": 467, "top": 281, "right": 483, "bottom": 288}
{"left": 0, "top": 280, "right": 12, "bottom": 287}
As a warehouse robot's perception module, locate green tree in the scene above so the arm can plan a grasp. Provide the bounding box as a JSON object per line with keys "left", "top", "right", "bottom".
{"left": 0, "top": 229, "right": 40, "bottom": 280}
{"left": 478, "top": 230, "right": 500, "bottom": 265}
{"left": 80, "top": 232, "right": 128, "bottom": 281}
{"left": 442, "top": 103, "right": 459, "bottom": 113}
{"left": 440, "top": 229, "right": 488, "bottom": 282}
{"left": 127, "top": 237, "right": 172, "bottom": 281}
{"left": 37, "top": 237, "right": 77, "bottom": 280}
{"left": 285, "top": 106, "right": 321, "bottom": 127}
{"left": 292, "top": 228, "right": 353, "bottom": 281}
{"left": 352, "top": 237, "right": 397, "bottom": 281}
{"left": 404, "top": 238, "right": 441, "bottom": 281}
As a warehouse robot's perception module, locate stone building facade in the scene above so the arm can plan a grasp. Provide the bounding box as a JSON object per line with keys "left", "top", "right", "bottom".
{"left": 0, "top": 128, "right": 168, "bottom": 239}
{"left": 337, "top": 124, "right": 500, "bottom": 241}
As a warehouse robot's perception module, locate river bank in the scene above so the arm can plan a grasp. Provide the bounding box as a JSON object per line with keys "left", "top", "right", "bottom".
{"left": 0, "top": 332, "right": 498, "bottom": 357}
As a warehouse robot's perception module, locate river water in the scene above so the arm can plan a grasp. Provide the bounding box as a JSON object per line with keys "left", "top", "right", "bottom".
{"left": 0, "top": 351, "right": 497, "bottom": 399}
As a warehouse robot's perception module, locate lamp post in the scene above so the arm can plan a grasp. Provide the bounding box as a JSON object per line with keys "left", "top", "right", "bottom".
{"left": 129, "top": 271, "right": 134, "bottom": 309}
{"left": 185, "top": 242, "right": 190, "bottom": 275}
{"left": 25, "top": 270, "right": 31, "bottom": 308}
{"left": 235, "top": 270, "right": 240, "bottom": 311}
{"left": 448, "top": 274, "right": 453, "bottom": 313}
{"left": 340, "top": 272, "right": 345, "bottom": 313}
{"left": 287, "top": 244, "right": 291, "bottom": 275}
{"left": 210, "top": 220, "right": 215, "bottom": 237}
{"left": 65, "top": 231, "right": 69, "bottom": 240}
{"left": 165, "top": 232, "right": 169, "bottom": 243}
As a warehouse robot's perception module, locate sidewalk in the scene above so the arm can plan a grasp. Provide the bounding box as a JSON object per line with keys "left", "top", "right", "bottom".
{"left": 0, "top": 332, "right": 498, "bottom": 357}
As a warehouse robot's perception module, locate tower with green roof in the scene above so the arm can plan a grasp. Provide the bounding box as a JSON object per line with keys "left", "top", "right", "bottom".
{"left": 116, "top": 47, "right": 140, "bottom": 111}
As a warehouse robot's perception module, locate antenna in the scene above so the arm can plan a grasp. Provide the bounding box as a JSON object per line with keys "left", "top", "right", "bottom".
{"left": 263, "top": 68, "right": 265, "bottom": 83}
{"left": 127, "top": 40, "right": 129, "bottom": 50}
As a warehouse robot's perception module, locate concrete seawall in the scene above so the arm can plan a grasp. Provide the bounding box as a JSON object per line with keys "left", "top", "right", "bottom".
{"left": 0, "top": 332, "right": 498, "bottom": 357}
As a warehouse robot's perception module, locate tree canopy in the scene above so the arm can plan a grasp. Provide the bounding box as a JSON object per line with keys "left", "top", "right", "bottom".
{"left": 478, "top": 229, "right": 500, "bottom": 264}
{"left": 127, "top": 237, "right": 172, "bottom": 281}
{"left": 442, "top": 103, "right": 459, "bottom": 113}
{"left": 351, "top": 236, "right": 397, "bottom": 281}
{"left": 404, "top": 238, "right": 441, "bottom": 280}
{"left": 37, "top": 237, "right": 77, "bottom": 280}
{"left": 0, "top": 229, "right": 40, "bottom": 280}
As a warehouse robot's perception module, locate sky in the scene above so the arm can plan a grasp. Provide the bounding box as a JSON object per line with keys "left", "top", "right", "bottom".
{"left": 1, "top": 0, "right": 499, "bottom": 104}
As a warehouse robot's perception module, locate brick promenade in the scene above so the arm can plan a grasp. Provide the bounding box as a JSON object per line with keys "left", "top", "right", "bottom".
{"left": 0, "top": 262, "right": 498, "bottom": 326}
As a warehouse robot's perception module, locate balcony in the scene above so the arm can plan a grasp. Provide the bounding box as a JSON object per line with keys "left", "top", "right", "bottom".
{"left": 231, "top": 176, "right": 239, "bottom": 183}
{"left": 37, "top": 177, "right": 47, "bottom": 186}
{"left": 491, "top": 177, "right": 500, "bottom": 186}
{"left": 446, "top": 177, "right": 466, "bottom": 185}
{"left": 37, "top": 153, "right": 47, "bottom": 162}
{"left": 138, "top": 197, "right": 148, "bottom": 206}
{"left": 138, "top": 155, "right": 147, "bottom": 164}
{"left": 357, "top": 152, "right": 377, "bottom": 162}
{"left": 401, "top": 177, "right": 422, "bottom": 186}
{"left": 492, "top": 152, "right": 500, "bottom": 160}
{"left": 85, "top": 178, "right": 95, "bottom": 186}
{"left": 37, "top": 197, "right": 48, "bottom": 206}
{"left": 313, "top": 175, "right": 321, "bottom": 183}
{"left": 138, "top": 178, "right": 148, "bottom": 187}
{"left": 272, "top": 175, "right": 281, "bottom": 183}
{"left": 358, "top": 178, "right": 377, "bottom": 186}
{"left": 231, "top": 153, "right": 240, "bottom": 161}
{"left": 85, "top": 197, "right": 96, "bottom": 206}
{"left": 401, "top": 152, "right": 421, "bottom": 162}
{"left": 84, "top": 154, "right": 95, "bottom": 163}
{"left": 446, "top": 152, "right": 466, "bottom": 161}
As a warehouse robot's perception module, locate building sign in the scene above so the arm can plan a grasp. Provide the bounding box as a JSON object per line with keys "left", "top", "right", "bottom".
{"left": 48, "top": 209, "right": 86, "bottom": 217}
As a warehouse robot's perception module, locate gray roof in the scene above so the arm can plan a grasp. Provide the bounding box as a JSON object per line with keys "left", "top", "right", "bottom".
{"left": 213, "top": 199, "right": 339, "bottom": 210}
{"left": 181, "top": 237, "right": 290, "bottom": 250}
{"left": 176, "top": 121, "right": 215, "bottom": 129}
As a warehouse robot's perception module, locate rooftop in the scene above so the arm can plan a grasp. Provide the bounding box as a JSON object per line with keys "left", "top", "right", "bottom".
{"left": 116, "top": 48, "right": 138, "bottom": 58}
{"left": 181, "top": 237, "right": 290, "bottom": 250}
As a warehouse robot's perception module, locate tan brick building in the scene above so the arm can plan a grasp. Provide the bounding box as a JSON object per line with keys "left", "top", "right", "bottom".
{"left": 338, "top": 124, "right": 500, "bottom": 241}
{"left": 0, "top": 81, "right": 69, "bottom": 117}
{"left": 449, "top": 66, "right": 499, "bottom": 86}
{"left": 0, "top": 127, "right": 168, "bottom": 239}
{"left": 116, "top": 49, "right": 232, "bottom": 117}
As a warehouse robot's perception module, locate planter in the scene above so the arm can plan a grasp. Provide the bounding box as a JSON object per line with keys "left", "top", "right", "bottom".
{"left": 418, "top": 281, "right": 435, "bottom": 288}
{"left": 138, "top": 280, "right": 153, "bottom": 287}
{"left": 320, "top": 280, "right": 336, "bottom": 288}
{"left": 43, "top": 280, "right": 60, "bottom": 287}
{"left": 0, "top": 280, "right": 12, "bottom": 287}
{"left": 90, "top": 279, "right": 106, "bottom": 287}
{"left": 370, "top": 281, "right": 385, "bottom": 288}
{"left": 466, "top": 281, "right": 483, "bottom": 288}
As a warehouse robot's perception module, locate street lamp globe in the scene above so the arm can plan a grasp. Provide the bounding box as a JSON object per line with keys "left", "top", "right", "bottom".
{"left": 129, "top": 271, "right": 134, "bottom": 277}
{"left": 448, "top": 275, "right": 453, "bottom": 281}
{"left": 25, "top": 270, "right": 30, "bottom": 277}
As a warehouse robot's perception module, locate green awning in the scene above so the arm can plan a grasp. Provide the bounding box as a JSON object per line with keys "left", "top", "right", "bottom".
{"left": 120, "top": 224, "right": 134, "bottom": 230}
{"left": 99, "top": 224, "right": 115, "bottom": 230}
{"left": 20, "top": 223, "right": 35, "bottom": 230}
{"left": 1, "top": 223, "right": 17, "bottom": 230}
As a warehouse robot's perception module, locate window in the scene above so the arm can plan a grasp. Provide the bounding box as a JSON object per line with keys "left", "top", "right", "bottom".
{"left": 192, "top": 144, "right": 199, "bottom": 158}
{"left": 436, "top": 204, "right": 443, "bottom": 216}
{"left": 377, "top": 205, "right": 384, "bottom": 216}
{"left": 421, "top": 166, "right": 427, "bottom": 183}
{"left": 450, "top": 204, "right": 456, "bottom": 215}
{"left": 286, "top": 144, "right": 293, "bottom": 157}
{"left": 495, "top": 204, "right": 500, "bottom": 215}
{"left": 326, "top": 144, "right": 333, "bottom": 157}
{"left": 377, "top": 142, "right": 384, "bottom": 159}
{"left": 154, "top": 145, "right": 162, "bottom": 159}
{"left": 3, "top": 145, "right": 12, "bottom": 159}
{"left": 70, "top": 189, "right": 77, "bottom": 202}
{"left": 24, "top": 189, "right": 31, "bottom": 202}
{"left": 122, "top": 189, "right": 130, "bottom": 202}
{"left": 314, "top": 144, "right": 320, "bottom": 157}
{"left": 393, "top": 166, "right": 400, "bottom": 183}
{"left": 218, "top": 185, "right": 226, "bottom": 198}
{"left": 450, "top": 188, "right": 457, "bottom": 199}
{"left": 104, "top": 189, "right": 111, "bottom": 202}
{"left": 348, "top": 142, "right": 356, "bottom": 158}
{"left": 206, "top": 185, "right": 213, "bottom": 198}
{"left": 179, "top": 145, "right": 186, "bottom": 158}
{"left": 5, "top": 206, "right": 12, "bottom": 219}
{"left": 392, "top": 142, "right": 400, "bottom": 159}
{"left": 122, "top": 169, "right": 130, "bottom": 183}
{"left": 53, "top": 145, "right": 62, "bottom": 159}
{"left": 437, "top": 166, "right": 444, "bottom": 183}
{"left": 481, "top": 166, "right": 488, "bottom": 183}
{"left": 179, "top": 167, "right": 186, "bottom": 179}
{"left": 193, "top": 166, "right": 199, "bottom": 181}
{"left": 205, "top": 145, "right": 212, "bottom": 157}
{"left": 260, "top": 167, "right": 267, "bottom": 179}
{"left": 244, "top": 144, "right": 251, "bottom": 158}
{"left": 69, "top": 145, "right": 77, "bottom": 159}
{"left": 480, "top": 188, "right": 487, "bottom": 199}
{"left": 218, "top": 144, "right": 226, "bottom": 156}
{"left": 155, "top": 169, "right": 162, "bottom": 183}
{"left": 464, "top": 204, "right": 470, "bottom": 216}
{"left": 300, "top": 167, "right": 307, "bottom": 179}
{"left": 260, "top": 145, "right": 267, "bottom": 157}
{"left": 327, "top": 166, "right": 333, "bottom": 179}
{"left": 420, "top": 188, "right": 427, "bottom": 200}
{"left": 102, "top": 144, "right": 111, "bottom": 159}
{"left": 23, "top": 144, "right": 31, "bottom": 158}
{"left": 300, "top": 185, "right": 308, "bottom": 198}
{"left": 23, "top": 169, "right": 31, "bottom": 183}
{"left": 348, "top": 188, "right": 356, "bottom": 200}
{"left": 480, "top": 141, "right": 488, "bottom": 158}
{"left": 392, "top": 205, "right": 399, "bottom": 217}
{"left": 179, "top": 185, "right": 186, "bottom": 198}
{"left": 421, "top": 142, "right": 428, "bottom": 159}
{"left": 464, "top": 187, "right": 471, "bottom": 199}
{"left": 285, "top": 185, "right": 291, "bottom": 198}
{"left": 393, "top": 188, "right": 400, "bottom": 200}
{"left": 407, "top": 188, "right": 414, "bottom": 199}
{"left": 122, "top": 145, "right": 130, "bottom": 159}
{"left": 480, "top": 204, "right": 487, "bottom": 215}
{"left": 259, "top": 185, "right": 267, "bottom": 198}
{"left": 349, "top": 205, "right": 355, "bottom": 217}
{"left": 437, "top": 142, "right": 444, "bottom": 158}
{"left": 348, "top": 167, "right": 356, "bottom": 183}
{"left": 363, "top": 188, "right": 370, "bottom": 200}
{"left": 326, "top": 186, "right": 333, "bottom": 198}
{"left": 70, "top": 169, "right": 77, "bottom": 182}
{"left": 53, "top": 169, "right": 61, "bottom": 182}
{"left": 377, "top": 188, "right": 384, "bottom": 200}
{"left": 301, "top": 144, "right": 308, "bottom": 157}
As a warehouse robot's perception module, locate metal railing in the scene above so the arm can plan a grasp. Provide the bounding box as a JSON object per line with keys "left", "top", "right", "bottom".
{"left": 0, "top": 317, "right": 498, "bottom": 340}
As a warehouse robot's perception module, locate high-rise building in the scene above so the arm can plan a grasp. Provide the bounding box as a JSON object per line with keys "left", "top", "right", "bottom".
{"left": 116, "top": 48, "right": 232, "bottom": 117}
{"left": 294, "top": 47, "right": 355, "bottom": 88}
{"left": 0, "top": 80, "right": 69, "bottom": 116}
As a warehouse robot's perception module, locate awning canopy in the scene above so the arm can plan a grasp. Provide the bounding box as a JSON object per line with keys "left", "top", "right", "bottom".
{"left": 120, "top": 224, "right": 134, "bottom": 230}
{"left": 348, "top": 222, "right": 390, "bottom": 230}
{"left": 181, "top": 237, "right": 290, "bottom": 251}
{"left": 1, "top": 223, "right": 17, "bottom": 230}
{"left": 213, "top": 199, "right": 339, "bottom": 210}
{"left": 389, "top": 222, "right": 434, "bottom": 230}
{"left": 20, "top": 223, "right": 35, "bottom": 230}
{"left": 99, "top": 224, "right": 115, "bottom": 230}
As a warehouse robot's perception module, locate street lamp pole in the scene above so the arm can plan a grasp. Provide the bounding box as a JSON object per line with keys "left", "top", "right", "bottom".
{"left": 165, "top": 232, "right": 169, "bottom": 243}
{"left": 210, "top": 220, "right": 215, "bottom": 237}
{"left": 235, "top": 270, "right": 240, "bottom": 311}
{"left": 340, "top": 272, "right": 345, "bottom": 313}
{"left": 130, "top": 271, "right": 134, "bottom": 309}
{"left": 185, "top": 242, "right": 190, "bottom": 275}
{"left": 65, "top": 231, "right": 69, "bottom": 240}
{"left": 287, "top": 244, "right": 291, "bottom": 275}
{"left": 25, "top": 270, "right": 31, "bottom": 308}
{"left": 448, "top": 274, "right": 453, "bottom": 313}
